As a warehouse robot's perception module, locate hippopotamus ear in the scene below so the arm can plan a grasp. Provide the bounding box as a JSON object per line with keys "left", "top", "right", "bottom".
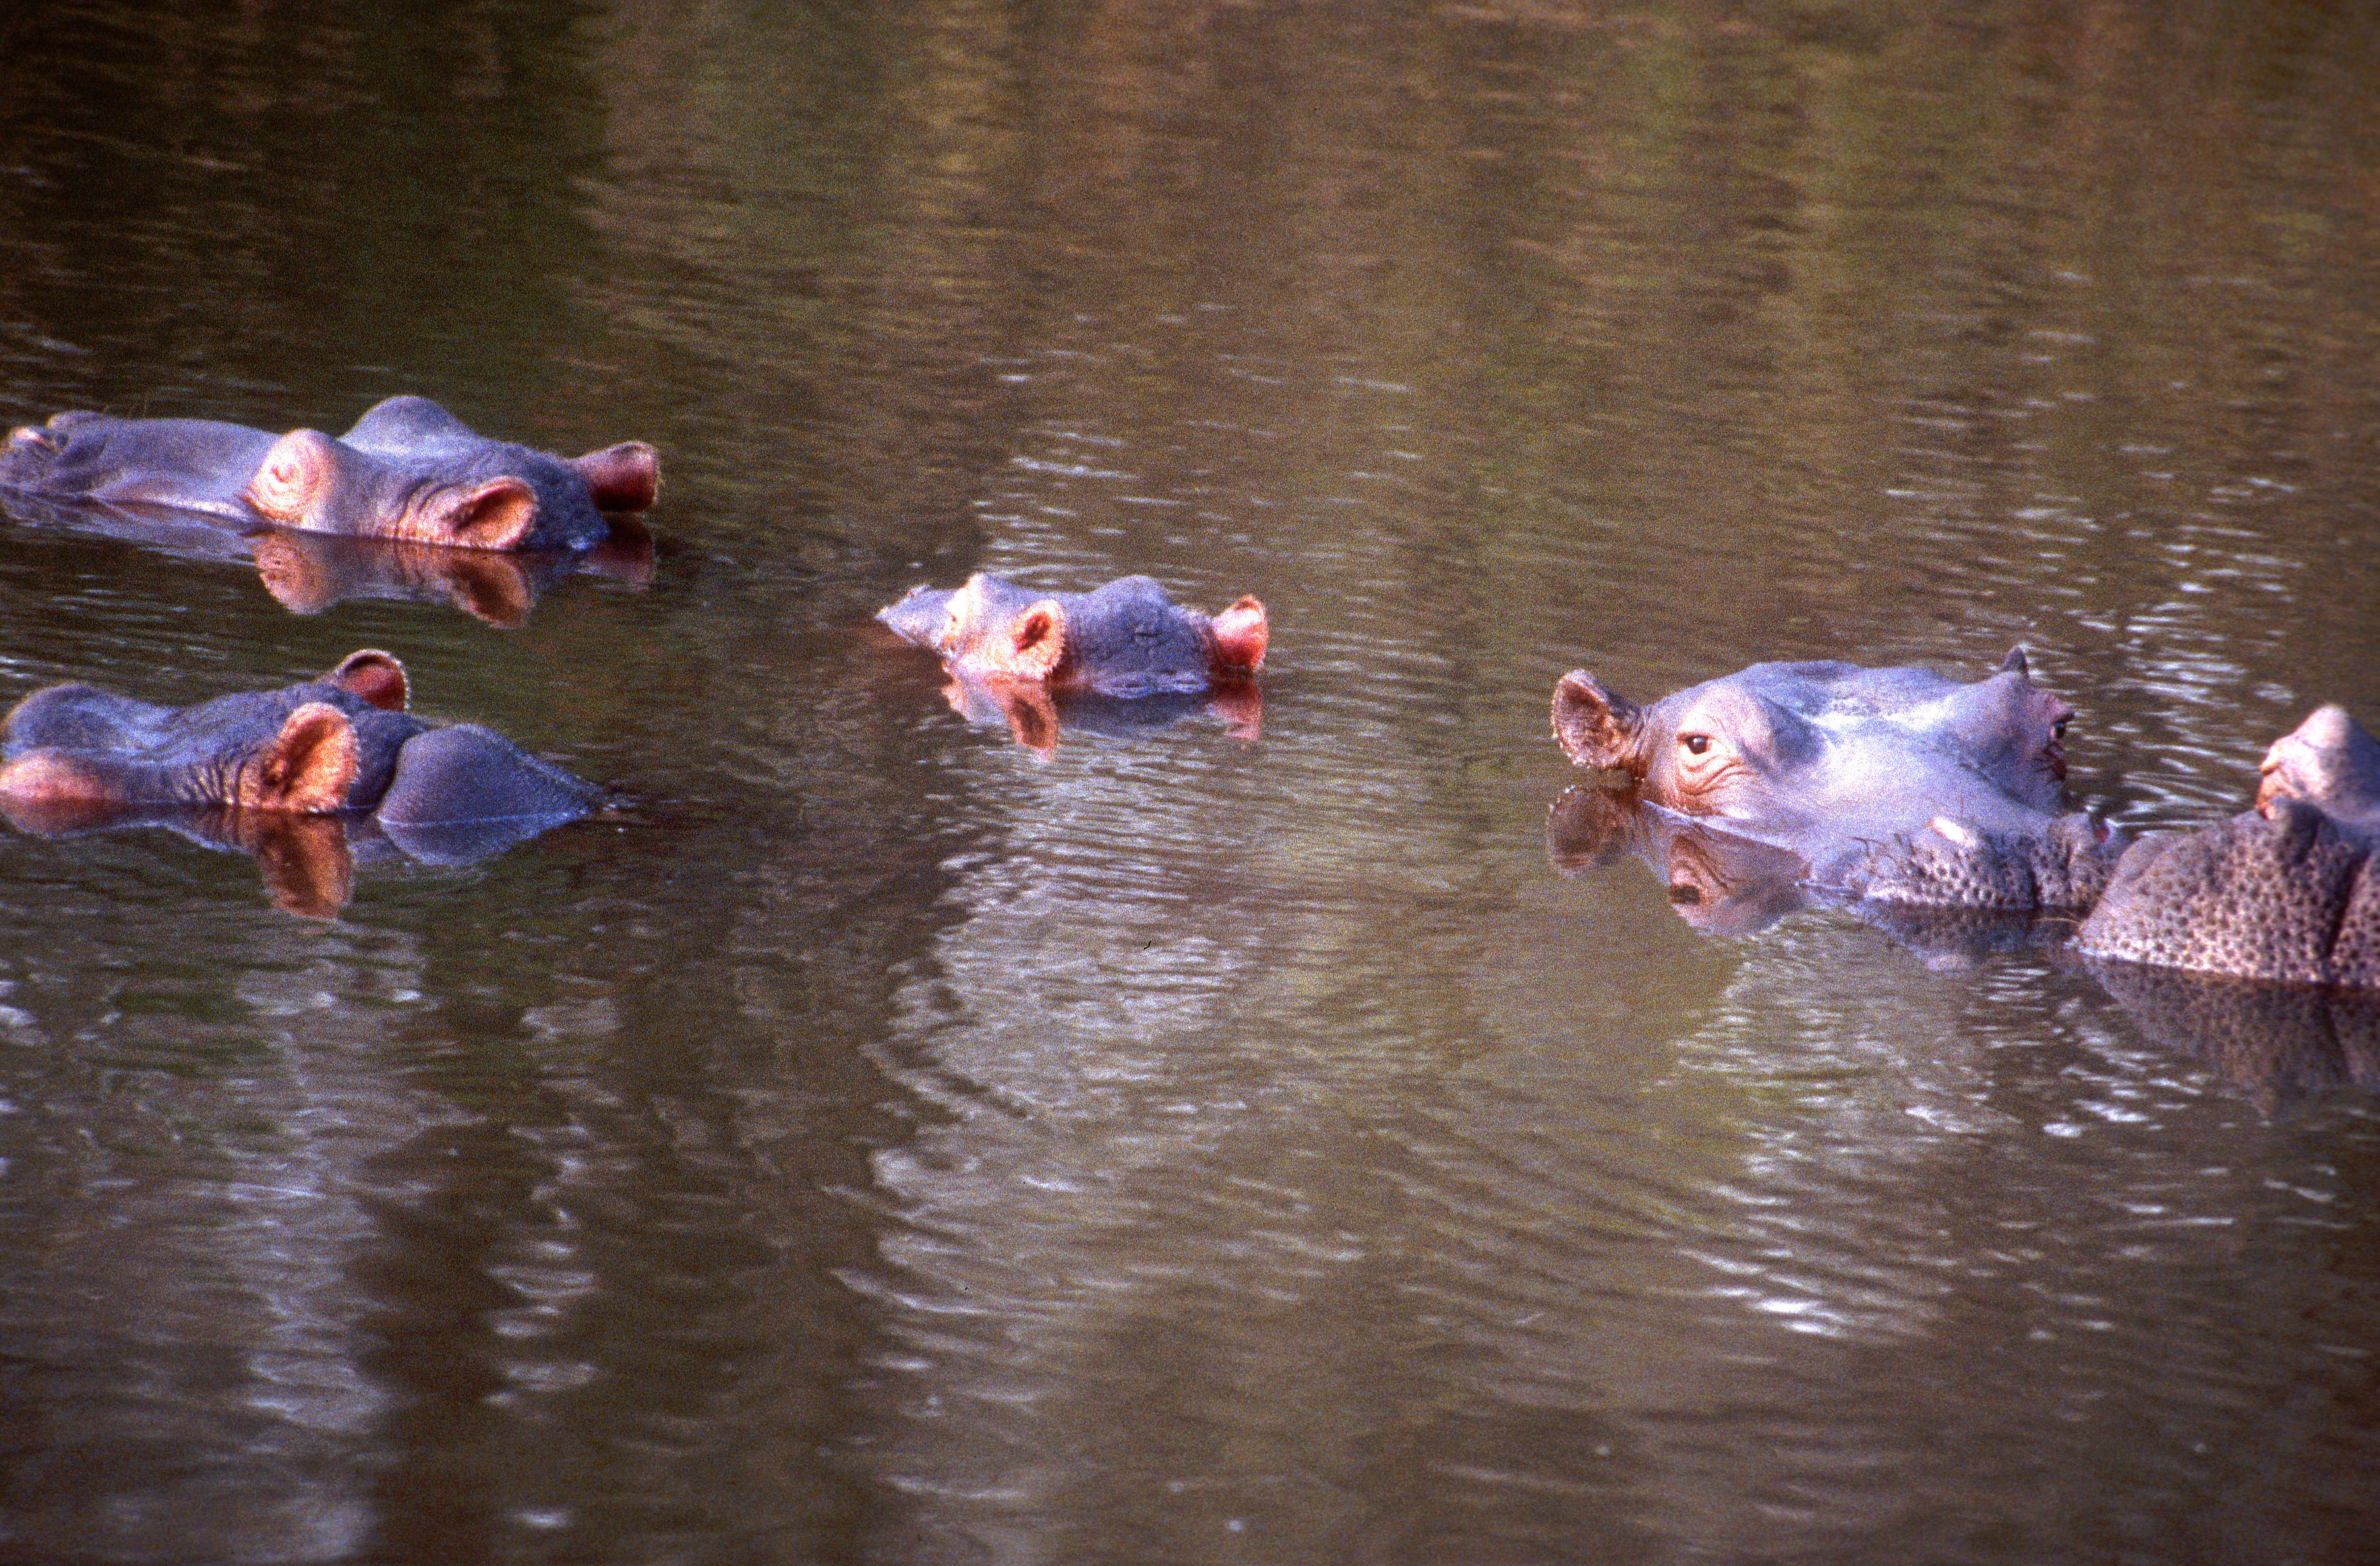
{"left": 1552, "top": 671, "right": 1645, "bottom": 773}
{"left": 243, "top": 429, "right": 342, "bottom": 525}
{"left": 253, "top": 702, "right": 361, "bottom": 814}
{"left": 1005, "top": 600, "right": 1069, "bottom": 680}
{"left": 569, "top": 441, "right": 662, "bottom": 513}
{"left": 442, "top": 477, "right": 539, "bottom": 551}
{"left": 324, "top": 649, "right": 409, "bottom": 712}
{"left": 2000, "top": 646, "right": 2031, "bottom": 678}
{"left": 1209, "top": 595, "right": 1268, "bottom": 677}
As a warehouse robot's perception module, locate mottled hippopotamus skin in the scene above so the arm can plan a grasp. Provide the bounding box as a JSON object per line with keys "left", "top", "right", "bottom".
{"left": 1857, "top": 704, "right": 2380, "bottom": 988}
{"left": 2074, "top": 706, "right": 2380, "bottom": 986}
{"left": 877, "top": 572, "right": 1268, "bottom": 697}
{"left": 1550, "top": 649, "right": 2095, "bottom": 891}
{"left": 0, "top": 650, "right": 599, "bottom": 834}
{"left": 1, "top": 396, "right": 659, "bottom": 553}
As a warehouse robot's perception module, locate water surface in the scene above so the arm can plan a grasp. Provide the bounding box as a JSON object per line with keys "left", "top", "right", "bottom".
{"left": 2, "top": 3, "right": 2378, "bottom": 1562}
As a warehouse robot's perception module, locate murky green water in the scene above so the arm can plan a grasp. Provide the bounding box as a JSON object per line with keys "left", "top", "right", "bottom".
{"left": 3, "top": 2, "right": 2378, "bottom": 1561}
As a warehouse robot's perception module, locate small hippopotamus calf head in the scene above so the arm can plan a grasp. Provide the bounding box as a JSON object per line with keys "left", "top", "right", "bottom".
{"left": 876, "top": 572, "right": 1268, "bottom": 696}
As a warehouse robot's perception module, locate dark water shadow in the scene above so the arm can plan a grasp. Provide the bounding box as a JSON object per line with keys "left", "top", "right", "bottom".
{"left": 2082, "top": 957, "right": 2380, "bottom": 1112}
{"left": 0, "top": 794, "right": 596, "bottom": 918}
{"left": 0, "top": 491, "right": 655, "bottom": 628}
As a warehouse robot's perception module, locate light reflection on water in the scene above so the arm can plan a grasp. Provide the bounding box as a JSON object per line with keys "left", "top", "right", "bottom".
{"left": 1, "top": 1, "right": 2379, "bottom": 1563}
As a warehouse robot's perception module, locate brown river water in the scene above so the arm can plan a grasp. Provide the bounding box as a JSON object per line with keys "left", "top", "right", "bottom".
{"left": 1, "top": 3, "right": 2377, "bottom": 1562}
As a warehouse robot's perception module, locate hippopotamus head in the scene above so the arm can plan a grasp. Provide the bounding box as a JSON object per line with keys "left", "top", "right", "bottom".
{"left": 247, "top": 396, "right": 660, "bottom": 553}
{"left": 876, "top": 572, "right": 1268, "bottom": 696}
{"left": 1550, "top": 648, "right": 2075, "bottom": 848}
{"left": 0, "top": 651, "right": 598, "bottom": 829}
{"left": 3, "top": 396, "right": 659, "bottom": 554}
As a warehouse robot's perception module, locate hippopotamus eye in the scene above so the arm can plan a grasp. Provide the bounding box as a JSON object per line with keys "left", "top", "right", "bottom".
{"left": 1681, "top": 733, "right": 1712, "bottom": 756}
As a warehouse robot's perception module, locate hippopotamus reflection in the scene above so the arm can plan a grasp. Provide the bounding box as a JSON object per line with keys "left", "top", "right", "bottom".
{"left": 931, "top": 669, "right": 1263, "bottom": 756}
{"left": 1547, "top": 782, "right": 1815, "bottom": 939}
{"left": 1547, "top": 781, "right": 2077, "bottom": 962}
{"left": 0, "top": 651, "right": 601, "bottom": 914}
{"left": 2083, "top": 960, "right": 2380, "bottom": 1110}
{"left": 1551, "top": 649, "right": 2095, "bottom": 887}
{"left": 1860, "top": 704, "right": 2380, "bottom": 988}
{"left": 877, "top": 572, "right": 1268, "bottom": 697}
{"left": 3, "top": 799, "right": 584, "bottom": 920}
{"left": 1, "top": 396, "right": 659, "bottom": 553}
{"left": 247, "top": 521, "right": 656, "bottom": 627}
{"left": 0, "top": 485, "right": 656, "bottom": 628}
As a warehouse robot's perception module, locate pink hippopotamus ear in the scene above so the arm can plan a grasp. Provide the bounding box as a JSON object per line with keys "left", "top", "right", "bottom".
{"left": 1551, "top": 670, "right": 1648, "bottom": 774}
{"left": 1208, "top": 596, "right": 1268, "bottom": 677}
{"left": 436, "top": 478, "right": 541, "bottom": 552}
{"left": 1002, "top": 600, "right": 1070, "bottom": 680}
{"left": 249, "top": 702, "right": 361, "bottom": 814}
{"left": 569, "top": 441, "right": 661, "bottom": 512}
{"left": 324, "top": 649, "right": 410, "bottom": 712}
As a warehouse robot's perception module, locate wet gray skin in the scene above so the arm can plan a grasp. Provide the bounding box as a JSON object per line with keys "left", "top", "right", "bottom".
{"left": 877, "top": 571, "right": 1268, "bottom": 696}
{"left": 1550, "top": 647, "right": 2086, "bottom": 886}
{"left": 1857, "top": 704, "right": 2380, "bottom": 988}
{"left": 0, "top": 650, "right": 600, "bottom": 829}
{"left": 2075, "top": 706, "right": 2380, "bottom": 986}
{"left": 0, "top": 395, "right": 659, "bottom": 552}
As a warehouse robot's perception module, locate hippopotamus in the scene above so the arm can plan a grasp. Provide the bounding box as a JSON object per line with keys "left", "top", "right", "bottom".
{"left": 876, "top": 572, "right": 1268, "bottom": 697}
{"left": 0, "top": 650, "right": 600, "bottom": 838}
{"left": 1856, "top": 704, "right": 2380, "bottom": 988}
{"left": 1550, "top": 649, "right": 2092, "bottom": 890}
{"left": 0, "top": 396, "right": 659, "bottom": 553}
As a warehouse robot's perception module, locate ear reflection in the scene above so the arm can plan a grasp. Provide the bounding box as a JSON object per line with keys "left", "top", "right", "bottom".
{"left": 221, "top": 809, "right": 356, "bottom": 919}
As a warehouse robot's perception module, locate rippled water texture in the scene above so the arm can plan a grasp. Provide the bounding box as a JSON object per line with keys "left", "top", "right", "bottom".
{"left": 3, "top": 3, "right": 2379, "bottom": 1562}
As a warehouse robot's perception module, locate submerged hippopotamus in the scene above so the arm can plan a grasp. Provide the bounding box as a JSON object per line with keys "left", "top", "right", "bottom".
{"left": 1859, "top": 704, "right": 2380, "bottom": 988}
{"left": 0, "top": 650, "right": 599, "bottom": 835}
{"left": 876, "top": 572, "right": 1268, "bottom": 697}
{"left": 1550, "top": 649, "right": 2094, "bottom": 891}
{"left": 1, "top": 396, "right": 659, "bottom": 553}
